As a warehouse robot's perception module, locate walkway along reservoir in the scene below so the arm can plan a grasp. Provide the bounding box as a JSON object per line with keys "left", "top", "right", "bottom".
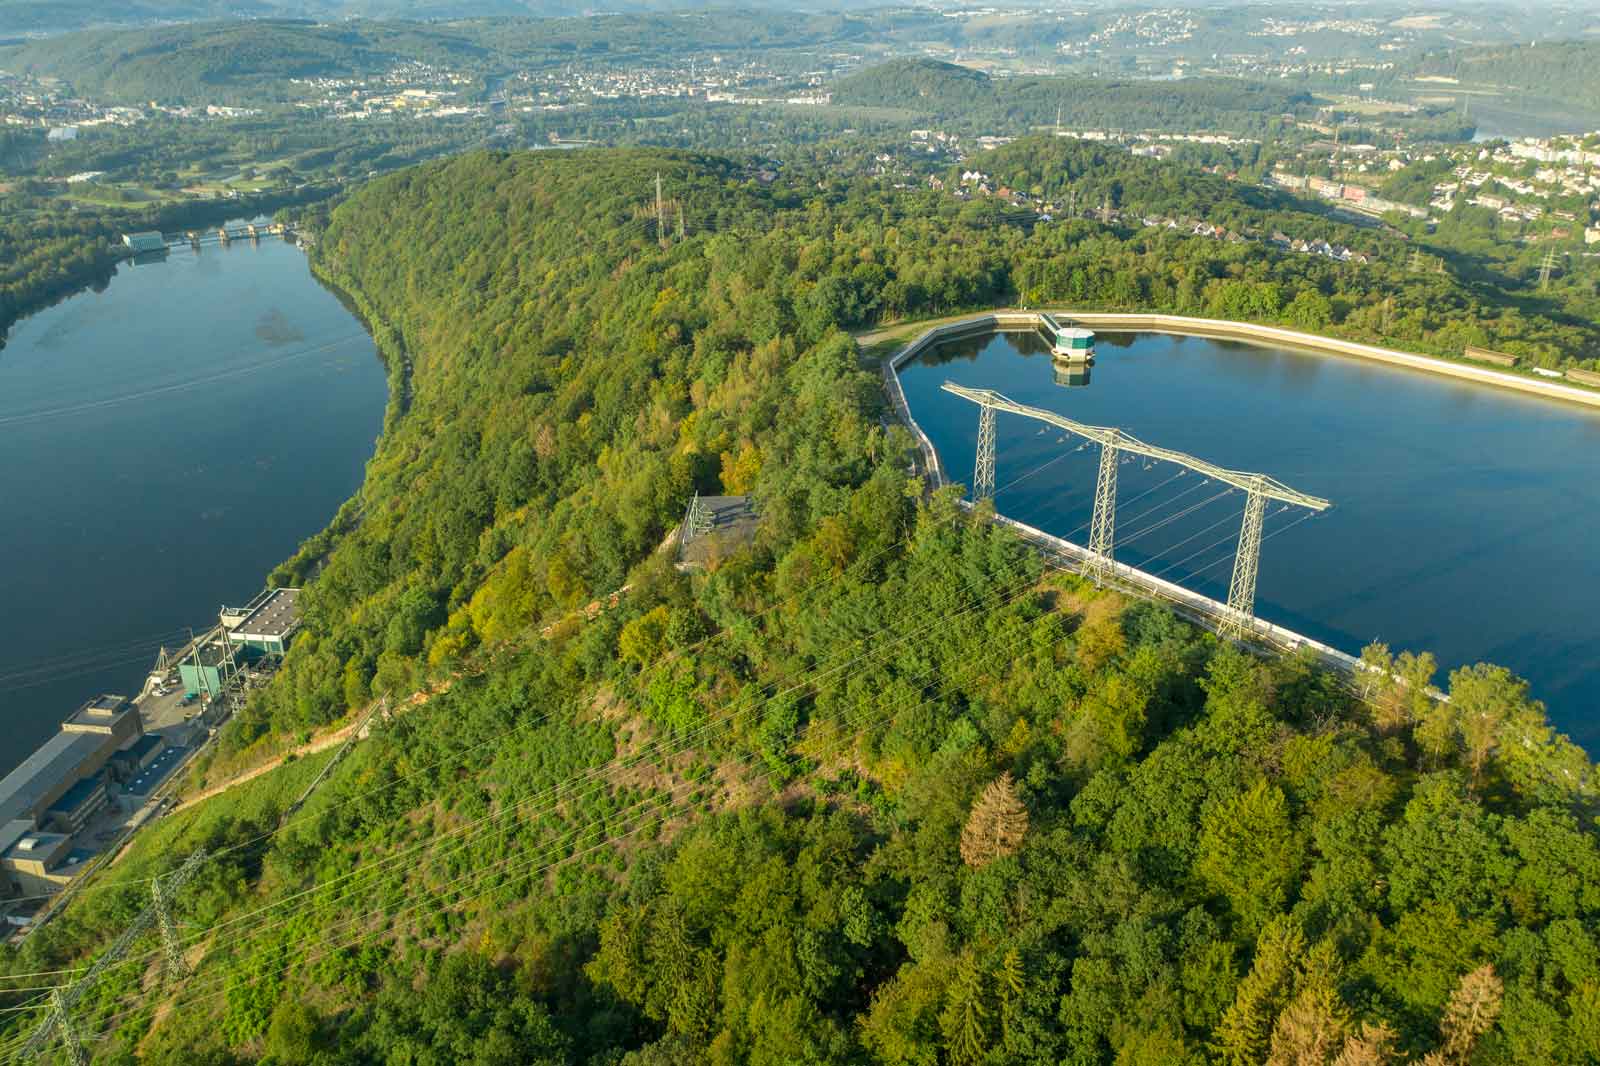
{"left": 888, "top": 313, "right": 1600, "bottom": 750}
{"left": 0, "top": 234, "right": 387, "bottom": 779}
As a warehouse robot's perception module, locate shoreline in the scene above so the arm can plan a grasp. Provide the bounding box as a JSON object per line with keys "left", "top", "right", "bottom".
{"left": 1051, "top": 311, "right": 1600, "bottom": 412}
{"left": 865, "top": 308, "right": 1600, "bottom": 413}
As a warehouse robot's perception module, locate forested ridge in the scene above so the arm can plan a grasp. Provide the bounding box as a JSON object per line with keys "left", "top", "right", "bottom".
{"left": 831, "top": 59, "right": 1312, "bottom": 136}
{"left": 1, "top": 144, "right": 1597, "bottom": 1066}
{"left": 177, "top": 137, "right": 1600, "bottom": 761}
{"left": 0, "top": 13, "right": 872, "bottom": 105}
{"left": 1408, "top": 41, "right": 1600, "bottom": 113}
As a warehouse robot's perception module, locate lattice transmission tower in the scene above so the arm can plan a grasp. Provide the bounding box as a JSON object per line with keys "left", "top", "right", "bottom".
{"left": 23, "top": 850, "right": 208, "bottom": 1062}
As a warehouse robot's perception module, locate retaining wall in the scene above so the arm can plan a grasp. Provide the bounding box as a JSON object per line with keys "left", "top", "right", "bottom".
{"left": 881, "top": 313, "right": 1040, "bottom": 488}
{"left": 874, "top": 310, "right": 1386, "bottom": 680}
{"left": 1046, "top": 310, "right": 1600, "bottom": 410}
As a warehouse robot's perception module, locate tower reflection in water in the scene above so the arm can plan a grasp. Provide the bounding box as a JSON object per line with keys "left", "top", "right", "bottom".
{"left": 1053, "top": 362, "right": 1091, "bottom": 389}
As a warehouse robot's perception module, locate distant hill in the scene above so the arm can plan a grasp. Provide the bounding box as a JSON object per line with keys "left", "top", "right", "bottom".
{"left": 1408, "top": 39, "right": 1600, "bottom": 114}
{"left": 0, "top": 21, "right": 401, "bottom": 104}
{"left": 0, "top": 0, "right": 892, "bottom": 36}
{"left": 0, "top": 13, "right": 874, "bottom": 105}
{"left": 832, "top": 57, "right": 989, "bottom": 103}
{"left": 832, "top": 57, "right": 1311, "bottom": 134}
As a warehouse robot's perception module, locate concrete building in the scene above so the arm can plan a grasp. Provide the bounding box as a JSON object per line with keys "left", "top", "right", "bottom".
{"left": 0, "top": 827, "right": 93, "bottom": 898}
{"left": 44, "top": 777, "right": 108, "bottom": 835}
{"left": 0, "top": 696, "right": 142, "bottom": 896}
{"left": 109, "top": 733, "right": 167, "bottom": 780}
{"left": 0, "top": 696, "right": 140, "bottom": 827}
{"left": 178, "top": 639, "right": 238, "bottom": 699}
{"left": 121, "top": 231, "right": 165, "bottom": 254}
{"left": 222, "top": 587, "right": 302, "bottom": 657}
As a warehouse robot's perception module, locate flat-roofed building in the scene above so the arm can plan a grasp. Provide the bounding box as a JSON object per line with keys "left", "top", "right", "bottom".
{"left": 0, "top": 830, "right": 92, "bottom": 898}
{"left": 0, "top": 820, "right": 32, "bottom": 896}
{"left": 0, "top": 731, "right": 115, "bottom": 827}
{"left": 121, "top": 231, "right": 165, "bottom": 253}
{"left": 44, "top": 776, "right": 108, "bottom": 835}
{"left": 110, "top": 733, "right": 167, "bottom": 780}
{"left": 178, "top": 639, "right": 238, "bottom": 698}
{"left": 0, "top": 695, "right": 141, "bottom": 827}
{"left": 63, "top": 695, "right": 142, "bottom": 744}
{"left": 225, "top": 587, "right": 302, "bottom": 656}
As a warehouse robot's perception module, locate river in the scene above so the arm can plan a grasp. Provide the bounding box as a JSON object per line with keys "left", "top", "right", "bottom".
{"left": 0, "top": 236, "right": 384, "bottom": 777}
{"left": 899, "top": 329, "right": 1600, "bottom": 751}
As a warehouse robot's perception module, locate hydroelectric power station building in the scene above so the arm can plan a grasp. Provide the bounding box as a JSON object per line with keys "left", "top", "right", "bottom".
{"left": 0, "top": 696, "right": 143, "bottom": 898}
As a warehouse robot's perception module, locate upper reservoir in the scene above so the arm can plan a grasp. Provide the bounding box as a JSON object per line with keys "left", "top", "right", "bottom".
{"left": 899, "top": 329, "right": 1600, "bottom": 750}
{"left": 0, "top": 237, "right": 384, "bottom": 777}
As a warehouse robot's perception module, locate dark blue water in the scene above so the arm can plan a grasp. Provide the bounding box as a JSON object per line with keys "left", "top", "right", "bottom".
{"left": 0, "top": 238, "right": 385, "bottom": 776}
{"left": 901, "top": 329, "right": 1600, "bottom": 751}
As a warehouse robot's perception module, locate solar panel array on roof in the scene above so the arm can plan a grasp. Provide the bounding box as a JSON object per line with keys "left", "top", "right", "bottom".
{"left": 233, "top": 587, "right": 302, "bottom": 640}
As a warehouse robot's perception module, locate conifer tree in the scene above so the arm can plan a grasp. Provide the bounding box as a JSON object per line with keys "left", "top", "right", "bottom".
{"left": 1333, "top": 1022, "right": 1400, "bottom": 1066}
{"left": 960, "top": 772, "right": 1029, "bottom": 868}
{"left": 1439, "top": 964, "right": 1503, "bottom": 1062}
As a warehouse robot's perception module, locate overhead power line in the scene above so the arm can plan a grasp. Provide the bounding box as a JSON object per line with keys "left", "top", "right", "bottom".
{"left": 42, "top": 582, "right": 1045, "bottom": 1064}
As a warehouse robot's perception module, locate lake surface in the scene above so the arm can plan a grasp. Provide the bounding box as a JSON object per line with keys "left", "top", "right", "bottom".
{"left": 900, "top": 329, "right": 1600, "bottom": 751}
{"left": 0, "top": 237, "right": 384, "bottom": 776}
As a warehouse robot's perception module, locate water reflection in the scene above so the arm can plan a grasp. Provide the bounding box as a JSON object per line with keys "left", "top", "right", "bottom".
{"left": 1053, "top": 363, "right": 1092, "bottom": 389}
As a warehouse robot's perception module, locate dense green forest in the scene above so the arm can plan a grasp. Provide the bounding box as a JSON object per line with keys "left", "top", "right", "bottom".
{"left": 1, "top": 144, "right": 1596, "bottom": 1066}
{"left": 832, "top": 60, "right": 1312, "bottom": 136}
{"left": 1408, "top": 40, "right": 1600, "bottom": 114}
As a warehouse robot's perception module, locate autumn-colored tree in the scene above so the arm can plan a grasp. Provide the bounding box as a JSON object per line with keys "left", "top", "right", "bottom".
{"left": 718, "top": 441, "right": 762, "bottom": 493}
{"left": 960, "top": 773, "right": 1029, "bottom": 868}
{"left": 1333, "top": 1022, "right": 1400, "bottom": 1066}
{"left": 1267, "top": 985, "right": 1349, "bottom": 1066}
{"left": 1438, "top": 964, "right": 1503, "bottom": 1062}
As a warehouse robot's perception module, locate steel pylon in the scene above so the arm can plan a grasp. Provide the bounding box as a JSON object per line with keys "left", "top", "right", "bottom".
{"left": 1085, "top": 430, "right": 1120, "bottom": 584}
{"left": 973, "top": 404, "right": 997, "bottom": 502}
{"left": 153, "top": 873, "right": 187, "bottom": 980}
{"left": 1223, "top": 477, "right": 1268, "bottom": 638}
{"left": 49, "top": 988, "right": 88, "bottom": 1066}
{"left": 21, "top": 849, "right": 208, "bottom": 1062}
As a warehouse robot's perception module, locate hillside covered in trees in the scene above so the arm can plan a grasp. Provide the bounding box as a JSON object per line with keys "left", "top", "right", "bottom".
{"left": 1, "top": 145, "right": 1597, "bottom": 1066}
{"left": 0, "top": 13, "right": 871, "bottom": 105}
{"left": 1408, "top": 40, "right": 1600, "bottom": 115}
{"left": 832, "top": 59, "right": 1313, "bottom": 136}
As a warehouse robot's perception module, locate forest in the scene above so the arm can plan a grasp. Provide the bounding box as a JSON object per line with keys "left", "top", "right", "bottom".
{"left": 1407, "top": 41, "right": 1600, "bottom": 114}
{"left": 0, "top": 144, "right": 1596, "bottom": 1066}
{"left": 831, "top": 60, "right": 1312, "bottom": 137}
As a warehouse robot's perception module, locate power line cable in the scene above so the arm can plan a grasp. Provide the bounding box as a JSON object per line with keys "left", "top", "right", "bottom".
{"left": 11, "top": 571, "right": 1049, "bottom": 1056}
{"left": 48, "top": 587, "right": 1042, "bottom": 1062}
{"left": 0, "top": 333, "right": 370, "bottom": 431}
{"left": 2, "top": 553, "right": 1051, "bottom": 1002}
{"left": 0, "top": 442, "right": 1076, "bottom": 911}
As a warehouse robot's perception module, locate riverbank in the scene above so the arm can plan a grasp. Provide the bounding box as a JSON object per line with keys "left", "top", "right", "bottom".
{"left": 0, "top": 184, "right": 343, "bottom": 350}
